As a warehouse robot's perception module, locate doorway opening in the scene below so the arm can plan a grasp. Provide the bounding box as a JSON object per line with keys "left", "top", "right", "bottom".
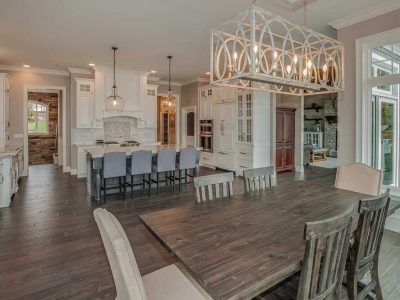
{"left": 27, "top": 91, "right": 60, "bottom": 165}
{"left": 303, "top": 93, "right": 338, "bottom": 169}
{"left": 157, "top": 95, "right": 178, "bottom": 145}
{"left": 23, "top": 85, "right": 66, "bottom": 176}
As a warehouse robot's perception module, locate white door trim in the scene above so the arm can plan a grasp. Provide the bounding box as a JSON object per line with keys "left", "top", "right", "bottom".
{"left": 23, "top": 85, "right": 67, "bottom": 175}
{"left": 158, "top": 93, "right": 180, "bottom": 145}
{"left": 181, "top": 106, "right": 197, "bottom": 147}
{"left": 356, "top": 26, "right": 400, "bottom": 164}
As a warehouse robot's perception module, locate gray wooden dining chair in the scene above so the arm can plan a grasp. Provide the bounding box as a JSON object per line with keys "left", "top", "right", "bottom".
{"left": 335, "top": 163, "right": 382, "bottom": 196}
{"left": 346, "top": 189, "right": 390, "bottom": 300}
{"left": 260, "top": 206, "right": 354, "bottom": 300}
{"left": 243, "top": 166, "right": 274, "bottom": 192}
{"left": 194, "top": 172, "right": 234, "bottom": 203}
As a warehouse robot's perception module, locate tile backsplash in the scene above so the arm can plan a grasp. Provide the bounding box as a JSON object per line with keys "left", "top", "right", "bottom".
{"left": 73, "top": 116, "right": 156, "bottom": 145}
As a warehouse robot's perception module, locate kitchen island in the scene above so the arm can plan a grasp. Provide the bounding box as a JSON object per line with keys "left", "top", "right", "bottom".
{"left": 85, "top": 145, "right": 201, "bottom": 203}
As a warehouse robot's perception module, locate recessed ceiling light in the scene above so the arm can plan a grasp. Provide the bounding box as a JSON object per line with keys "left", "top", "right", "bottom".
{"left": 150, "top": 70, "right": 157, "bottom": 74}
{"left": 23, "top": 64, "right": 30, "bottom": 68}
{"left": 205, "top": 71, "right": 211, "bottom": 75}
{"left": 89, "top": 63, "right": 95, "bottom": 67}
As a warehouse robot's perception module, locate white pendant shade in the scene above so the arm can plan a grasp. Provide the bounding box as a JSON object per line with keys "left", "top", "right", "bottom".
{"left": 210, "top": 5, "right": 344, "bottom": 95}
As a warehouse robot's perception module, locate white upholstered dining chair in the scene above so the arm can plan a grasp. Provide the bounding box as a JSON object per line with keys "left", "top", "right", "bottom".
{"left": 93, "top": 208, "right": 210, "bottom": 300}
{"left": 335, "top": 163, "right": 382, "bottom": 196}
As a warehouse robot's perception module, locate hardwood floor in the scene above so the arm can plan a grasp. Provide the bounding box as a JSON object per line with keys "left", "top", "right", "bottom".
{"left": 0, "top": 165, "right": 399, "bottom": 299}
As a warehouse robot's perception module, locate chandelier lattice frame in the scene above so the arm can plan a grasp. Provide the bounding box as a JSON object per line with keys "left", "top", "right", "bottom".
{"left": 210, "top": 5, "right": 344, "bottom": 95}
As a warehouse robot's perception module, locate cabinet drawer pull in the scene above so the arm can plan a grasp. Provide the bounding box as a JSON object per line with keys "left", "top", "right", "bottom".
{"left": 202, "top": 157, "right": 209, "bottom": 161}
{"left": 0, "top": 174, "right": 3, "bottom": 184}
{"left": 239, "top": 165, "right": 249, "bottom": 168}
{"left": 239, "top": 152, "right": 248, "bottom": 155}
{"left": 218, "top": 151, "right": 228, "bottom": 155}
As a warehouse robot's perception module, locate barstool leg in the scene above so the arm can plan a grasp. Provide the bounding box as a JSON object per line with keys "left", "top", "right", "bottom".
{"left": 142, "top": 174, "right": 145, "bottom": 189}
{"left": 123, "top": 176, "right": 126, "bottom": 199}
{"left": 131, "top": 175, "right": 134, "bottom": 199}
{"left": 179, "top": 169, "right": 182, "bottom": 191}
{"left": 157, "top": 172, "right": 160, "bottom": 194}
{"left": 104, "top": 178, "right": 107, "bottom": 202}
{"left": 148, "top": 174, "right": 151, "bottom": 196}
{"left": 185, "top": 169, "right": 188, "bottom": 183}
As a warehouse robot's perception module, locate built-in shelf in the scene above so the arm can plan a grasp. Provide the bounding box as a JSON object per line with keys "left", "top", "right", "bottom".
{"left": 304, "top": 117, "right": 323, "bottom": 124}
{"left": 304, "top": 105, "right": 323, "bottom": 112}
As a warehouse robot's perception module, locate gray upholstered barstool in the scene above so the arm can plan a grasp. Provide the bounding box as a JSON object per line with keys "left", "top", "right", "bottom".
{"left": 175, "top": 147, "right": 197, "bottom": 190}
{"left": 126, "top": 150, "right": 153, "bottom": 198}
{"left": 101, "top": 152, "right": 127, "bottom": 201}
{"left": 151, "top": 149, "right": 176, "bottom": 193}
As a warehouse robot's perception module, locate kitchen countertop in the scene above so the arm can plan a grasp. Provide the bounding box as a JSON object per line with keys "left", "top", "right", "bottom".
{"left": 0, "top": 145, "right": 22, "bottom": 158}
{"left": 85, "top": 144, "right": 201, "bottom": 158}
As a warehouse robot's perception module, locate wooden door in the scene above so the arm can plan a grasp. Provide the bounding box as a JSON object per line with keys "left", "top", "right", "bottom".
{"left": 276, "top": 108, "right": 295, "bottom": 172}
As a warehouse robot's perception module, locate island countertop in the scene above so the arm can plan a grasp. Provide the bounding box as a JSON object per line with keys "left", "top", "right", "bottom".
{"left": 85, "top": 144, "right": 202, "bottom": 158}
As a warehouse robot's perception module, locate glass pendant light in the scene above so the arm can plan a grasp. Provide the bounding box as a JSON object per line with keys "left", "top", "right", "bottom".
{"left": 105, "top": 47, "right": 125, "bottom": 112}
{"left": 161, "top": 56, "right": 176, "bottom": 113}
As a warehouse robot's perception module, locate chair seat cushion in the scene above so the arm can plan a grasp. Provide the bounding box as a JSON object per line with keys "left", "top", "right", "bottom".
{"left": 142, "top": 264, "right": 209, "bottom": 300}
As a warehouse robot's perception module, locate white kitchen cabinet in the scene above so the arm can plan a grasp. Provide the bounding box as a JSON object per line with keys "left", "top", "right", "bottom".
{"left": 199, "top": 151, "right": 214, "bottom": 168}
{"left": 94, "top": 67, "right": 147, "bottom": 123}
{"left": 0, "top": 73, "right": 10, "bottom": 148}
{"left": 143, "top": 85, "right": 158, "bottom": 128}
{"left": 76, "top": 78, "right": 95, "bottom": 128}
{"left": 199, "top": 86, "right": 214, "bottom": 120}
{"left": 236, "top": 91, "right": 275, "bottom": 176}
{"left": 0, "top": 156, "right": 12, "bottom": 208}
{"left": 214, "top": 102, "right": 236, "bottom": 171}
{"left": 77, "top": 146, "right": 88, "bottom": 178}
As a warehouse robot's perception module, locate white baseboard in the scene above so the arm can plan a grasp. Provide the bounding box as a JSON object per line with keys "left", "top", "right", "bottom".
{"left": 70, "top": 168, "right": 77, "bottom": 175}
{"left": 295, "top": 165, "right": 304, "bottom": 173}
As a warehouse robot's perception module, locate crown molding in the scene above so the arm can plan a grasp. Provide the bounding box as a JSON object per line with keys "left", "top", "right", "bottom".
{"left": 147, "top": 75, "right": 162, "bottom": 82}
{"left": 68, "top": 67, "right": 92, "bottom": 75}
{"left": 0, "top": 65, "right": 70, "bottom": 76}
{"left": 329, "top": 0, "right": 400, "bottom": 30}
{"left": 157, "top": 80, "right": 182, "bottom": 87}
{"left": 181, "top": 76, "right": 210, "bottom": 86}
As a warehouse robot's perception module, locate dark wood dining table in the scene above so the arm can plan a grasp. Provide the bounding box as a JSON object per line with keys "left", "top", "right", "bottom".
{"left": 139, "top": 180, "right": 365, "bottom": 300}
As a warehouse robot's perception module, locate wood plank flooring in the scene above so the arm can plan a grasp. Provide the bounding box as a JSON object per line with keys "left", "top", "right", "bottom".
{"left": 0, "top": 165, "right": 399, "bottom": 299}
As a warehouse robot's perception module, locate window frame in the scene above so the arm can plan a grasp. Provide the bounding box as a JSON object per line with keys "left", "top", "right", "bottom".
{"left": 27, "top": 100, "right": 49, "bottom": 135}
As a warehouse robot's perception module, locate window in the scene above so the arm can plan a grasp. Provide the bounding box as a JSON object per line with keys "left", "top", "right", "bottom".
{"left": 28, "top": 101, "right": 49, "bottom": 134}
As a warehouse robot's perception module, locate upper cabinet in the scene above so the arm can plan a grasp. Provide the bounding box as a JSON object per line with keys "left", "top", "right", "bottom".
{"left": 199, "top": 87, "right": 214, "bottom": 120}
{"left": 0, "top": 73, "right": 10, "bottom": 148}
{"left": 138, "top": 85, "right": 158, "bottom": 128}
{"left": 94, "top": 67, "right": 148, "bottom": 125}
{"left": 76, "top": 78, "right": 95, "bottom": 128}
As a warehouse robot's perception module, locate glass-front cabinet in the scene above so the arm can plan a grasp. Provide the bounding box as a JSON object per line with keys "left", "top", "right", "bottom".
{"left": 237, "top": 92, "right": 252, "bottom": 143}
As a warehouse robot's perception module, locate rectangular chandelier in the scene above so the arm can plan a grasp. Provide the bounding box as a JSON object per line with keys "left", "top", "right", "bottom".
{"left": 210, "top": 5, "right": 344, "bottom": 95}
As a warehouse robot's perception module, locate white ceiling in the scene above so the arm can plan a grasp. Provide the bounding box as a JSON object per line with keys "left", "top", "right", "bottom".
{"left": 0, "top": 0, "right": 395, "bottom": 82}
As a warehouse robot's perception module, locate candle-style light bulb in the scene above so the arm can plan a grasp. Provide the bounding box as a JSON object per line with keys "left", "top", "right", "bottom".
{"left": 303, "top": 68, "right": 308, "bottom": 77}
{"left": 113, "top": 100, "right": 117, "bottom": 106}
{"left": 286, "top": 65, "right": 292, "bottom": 74}
{"left": 254, "top": 45, "right": 258, "bottom": 54}
{"left": 323, "top": 64, "right": 328, "bottom": 72}
{"left": 233, "top": 52, "right": 238, "bottom": 61}
{"left": 274, "top": 51, "right": 278, "bottom": 59}
{"left": 294, "top": 55, "right": 298, "bottom": 64}
{"left": 307, "top": 60, "right": 312, "bottom": 69}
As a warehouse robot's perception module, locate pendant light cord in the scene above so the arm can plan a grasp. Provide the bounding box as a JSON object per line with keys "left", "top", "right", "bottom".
{"left": 168, "top": 55, "right": 172, "bottom": 92}
{"left": 112, "top": 47, "right": 118, "bottom": 88}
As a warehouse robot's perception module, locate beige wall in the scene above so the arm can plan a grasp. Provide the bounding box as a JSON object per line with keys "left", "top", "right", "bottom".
{"left": 1, "top": 70, "right": 72, "bottom": 167}
{"left": 337, "top": 8, "right": 400, "bottom": 164}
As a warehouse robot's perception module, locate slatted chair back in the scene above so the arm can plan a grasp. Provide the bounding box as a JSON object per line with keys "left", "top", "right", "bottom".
{"left": 194, "top": 172, "right": 234, "bottom": 203}
{"left": 93, "top": 208, "right": 148, "bottom": 300}
{"left": 297, "top": 206, "right": 354, "bottom": 300}
{"left": 243, "top": 167, "right": 274, "bottom": 192}
{"left": 346, "top": 189, "right": 390, "bottom": 300}
{"left": 335, "top": 163, "right": 382, "bottom": 196}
